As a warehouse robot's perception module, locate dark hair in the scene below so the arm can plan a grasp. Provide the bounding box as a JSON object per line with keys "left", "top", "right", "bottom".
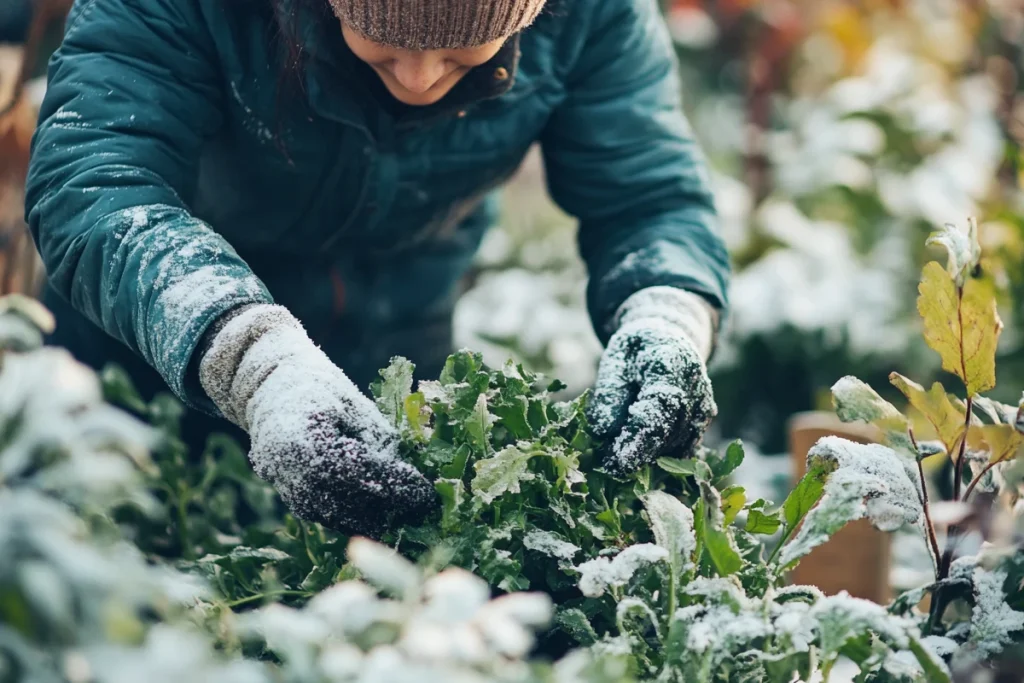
{"left": 269, "top": 0, "right": 331, "bottom": 87}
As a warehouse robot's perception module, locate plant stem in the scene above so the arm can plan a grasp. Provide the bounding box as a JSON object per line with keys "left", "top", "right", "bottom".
{"left": 766, "top": 522, "right": 797, "bottom": 566}
{"left": 928, "top": 396, "right": 975, "bottom": 631}
{"left": 820, "top": 656, "right": 835, "bottom": 683}
{"left": 908, "top": 429, "right": 941, "bottom": 577}
{"left": 963, "top": 460, "right": 999, "bottom": 502}
{"left": 952, "top": 397, "right": 972, "bottom": 503}
{"left": 223, "top": 590, "right": 309, "bottom": 608}
{"left": 918, "top": 460, "right": 942, "bottom": 577}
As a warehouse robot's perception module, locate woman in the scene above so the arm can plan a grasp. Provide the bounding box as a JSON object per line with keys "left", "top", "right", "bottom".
{"left": 26, "top": 0, "right": 730, "bottom": 536}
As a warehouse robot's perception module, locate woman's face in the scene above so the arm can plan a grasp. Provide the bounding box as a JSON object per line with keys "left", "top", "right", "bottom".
{"left": 341, "top": 23, "right": 506, "bottom": 106}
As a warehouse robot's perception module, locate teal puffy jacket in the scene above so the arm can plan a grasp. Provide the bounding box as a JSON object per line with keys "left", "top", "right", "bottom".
{"left": 26, "top": 0, "right": 730, "bottom": 412}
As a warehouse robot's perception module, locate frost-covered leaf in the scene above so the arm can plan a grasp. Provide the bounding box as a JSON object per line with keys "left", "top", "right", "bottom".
{"left": 373, "top": 357, "right": 415, "bottom": 429}
{"left": 959, "top": 564, "right": 1024, "bottom": 662}
{"left": 347, "top": 537, "right": 420, "bottom": 599}
{"left": 831, "top": 376, "right": 913, "bottom": 452}
{"left": 435, "top": 478, "right": 464, "bottom": 532}
{"left": 471, "top": 444, "right": 537, "bottom": 504}
{"left": 966, "top": 423, "right": 1024, "bottom": 465}
{"left": 575, "top": 544, "right": 668, "bottom": 598}
{"left": 890, "top": 373, "right": 968, "bottom": 457}
{"left": 642, "top": 491, "right": 696, "bottom": 581}
{"left": 673, "top": 580, "right": 771, "bottom": 665}
{"left": 812, "top": 593, "right": 913, "bottom": 659}
{"left": 464, "top": 393, "right": 495, "bottom": 454}
{"left": 523, "top": 530, "right": 580, "bottom": 561}
{"left": 615, "top": 598, "right": 660, "bottom": 640}
{"left": 907, "top": 634, "right": 953, "bottom": 683}
{"left": 927, "top": 219, "right": 981, "bottom": 288}
{"left": 779, "top": 438, "right": 922, "bottom": 567}
{"left": 555, "top": 608, "right": 599, "bottom": 647}
{"left": 917, "top": 261, "right": 1001, "bottom": 397}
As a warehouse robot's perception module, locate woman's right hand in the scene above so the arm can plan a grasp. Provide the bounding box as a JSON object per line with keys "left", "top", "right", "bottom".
{"left": 198, "top": 304, "right": 436, "bottom": 537}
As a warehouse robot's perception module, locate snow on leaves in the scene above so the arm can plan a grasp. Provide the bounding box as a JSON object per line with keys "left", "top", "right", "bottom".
{"left": 831, "top": 376, "right": 912, "bottom": 452}
{"left": 953, "top": 560, "right": 1024, "bottom": 663}
{"left": 523, "top": 530, "right": 581, "bottom": 562}
{"left": 575, "top": 544, "right": 669, "bottom": 599}
{"left": 641, "top": 491, "right": 696, "bottom": 579}
{"left": 779, "top": 437, "right": 922, "bottom": 567}
{"left": 472, "top": 444, "right": 538, "bottom": 504}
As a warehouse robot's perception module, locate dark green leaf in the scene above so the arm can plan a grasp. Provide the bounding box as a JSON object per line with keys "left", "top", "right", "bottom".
{"left": 463, "top": 393, "right": 494, "bottom": 454}
{"left": 554, "top": 608, "right": 599, "bottom": 646}
{"left": 440, "top": 444, "right": 472, "bottom": 481}
{"left": 439, "top": 350, "right": 483, "bottom": 385}
{"left": 492, "top": 394, "right": 532, "bottom": 441}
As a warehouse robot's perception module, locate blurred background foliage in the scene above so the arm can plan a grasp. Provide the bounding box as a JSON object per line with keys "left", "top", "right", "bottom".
{"left": 6, "top": 0, "right": 1024, "bottom": 459}
{"left": 456, "top": 0, "right": 1024, "bottom": 455}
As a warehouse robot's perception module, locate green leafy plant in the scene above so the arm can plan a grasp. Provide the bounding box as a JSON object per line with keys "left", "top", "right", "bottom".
{"left": 4, "top": 217, "right": 1024, "bottom": 683}
{"left": 830, "top": 218, "right": 1024, "bottom": 677}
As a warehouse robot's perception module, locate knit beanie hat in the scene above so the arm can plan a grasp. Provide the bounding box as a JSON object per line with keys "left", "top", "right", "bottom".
{"left": 330, "top": 0, "right": 547, "bottom": 50}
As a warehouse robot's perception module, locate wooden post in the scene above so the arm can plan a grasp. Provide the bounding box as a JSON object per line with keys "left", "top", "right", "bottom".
{"left": 788, "top": 411, "right": 892, "bottom": 604}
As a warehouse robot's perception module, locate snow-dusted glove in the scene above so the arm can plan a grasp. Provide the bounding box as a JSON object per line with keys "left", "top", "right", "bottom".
{"left": 198, "top": 304, "right": 436, "bottom": 537}
{"left": 588, "top": 287, "right": 718, "bottom": 475}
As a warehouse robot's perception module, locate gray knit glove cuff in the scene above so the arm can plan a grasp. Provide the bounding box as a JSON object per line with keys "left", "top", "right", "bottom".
{"left": 198, "top": 304, "right": 306, "bottom": 430}
{"left": 611, "top": 286, "right": 718, "bottom": 362}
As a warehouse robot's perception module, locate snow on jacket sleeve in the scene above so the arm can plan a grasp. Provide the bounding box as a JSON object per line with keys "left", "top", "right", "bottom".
{"left": 540, "top": 0, "right": 731, "bottom": 344}
{"left": 25, "top": 0, "right": 273, "bottom": 410}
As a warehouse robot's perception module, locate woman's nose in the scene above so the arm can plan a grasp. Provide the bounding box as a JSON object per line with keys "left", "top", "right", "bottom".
{"left": 390, "top": 55, "right": 447, "bottom": 94}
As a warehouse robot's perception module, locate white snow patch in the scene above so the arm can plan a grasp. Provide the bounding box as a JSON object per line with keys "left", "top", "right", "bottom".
{"left": 575, "top": 544, "right": 669, "bottom": 598}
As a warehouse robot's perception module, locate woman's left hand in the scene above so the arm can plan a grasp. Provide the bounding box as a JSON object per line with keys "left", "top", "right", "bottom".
{"left": 587, "top": 287, "right": 718, "bottom": 475}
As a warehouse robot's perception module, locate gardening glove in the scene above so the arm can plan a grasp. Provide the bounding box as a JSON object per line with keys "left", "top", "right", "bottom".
{"left": 198, "top": 304, "right": 436, "bottom": 537}
{"left": 588, "top": 286, "right": 718, "bottom": 475}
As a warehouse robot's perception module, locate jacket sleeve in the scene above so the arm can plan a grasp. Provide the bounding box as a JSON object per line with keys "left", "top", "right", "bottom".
{"left": 539, "top": 0, "right": 731, "bottom": 345}
{"left": 25, "top": 0, "right": 273, "bottom": 410}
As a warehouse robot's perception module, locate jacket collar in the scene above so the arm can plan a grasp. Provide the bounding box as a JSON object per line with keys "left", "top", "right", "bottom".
{"left": 302, "top": 11, "right": 521, "bottom": 130}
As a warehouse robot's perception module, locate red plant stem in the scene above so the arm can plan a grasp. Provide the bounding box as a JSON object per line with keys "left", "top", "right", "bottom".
{"left": 952, "top": 397, "right": 972, "bottom": 503}
{"left": 908, "top": 429, "right": 941, "bottom": 577}
{"left": 963, "top": 460, "right": 1000, "bottom": 502}
{"left": 929, "top": 397, "right": 976, "bottom": 631}
{"left": 919, "top": 465, "right": 942, "bottom": 576}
